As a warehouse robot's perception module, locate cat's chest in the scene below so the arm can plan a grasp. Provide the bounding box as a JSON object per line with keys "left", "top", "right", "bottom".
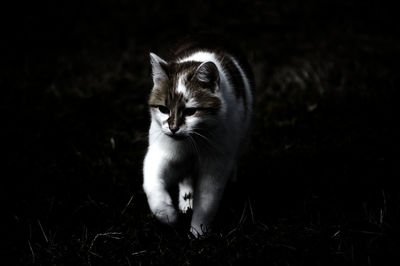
{"left": 151, "top": 139, "right": 197, "bottom": 174}
{"left": 167, "top": 155, "right": 197, "bottom": 179}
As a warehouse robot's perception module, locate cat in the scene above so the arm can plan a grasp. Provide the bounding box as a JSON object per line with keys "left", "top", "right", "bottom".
{"left": 143, "top": 34, "right": 254, "bottom": 236}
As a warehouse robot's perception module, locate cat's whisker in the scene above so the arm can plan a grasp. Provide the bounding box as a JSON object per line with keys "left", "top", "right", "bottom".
{"left": 192, "top": 127, "right": 217, "bottom": 139}
{"left": 191, "top": 131, "right": 222, "bottom": 154}
{"left": 188, "top": 135, "right": 200, "bottom": 158}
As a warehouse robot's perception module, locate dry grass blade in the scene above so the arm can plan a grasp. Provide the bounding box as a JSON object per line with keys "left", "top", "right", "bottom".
{"left": 37, "top": 220, "right": 48, "bottom": 243}
{"left": 87, "top": 232, "right": 124, "bottom": 265}
{"left": 121, "top": 194, "right": 135, "bottom": 215}
{"left": 28, "top": 240, "right": 35, "bottom": 264}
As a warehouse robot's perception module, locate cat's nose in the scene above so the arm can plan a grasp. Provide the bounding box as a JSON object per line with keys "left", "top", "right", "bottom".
{"left": 169, "top": 125, "right": 179, "bottom": 134}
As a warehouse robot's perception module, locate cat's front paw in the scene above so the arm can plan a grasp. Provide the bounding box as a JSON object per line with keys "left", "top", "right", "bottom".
{"left": 179, "top": 192, "right": 193, "bottom": 213}
{"left": 153, "top": 204, "right": 178, "bottom": 224}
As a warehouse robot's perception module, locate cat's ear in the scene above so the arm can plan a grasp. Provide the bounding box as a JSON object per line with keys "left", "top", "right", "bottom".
{"left": 194, "top": 61, "right": 220, "bottom": 92}
{"left": 150, "top": 52, "right": 168, "bottom": 85}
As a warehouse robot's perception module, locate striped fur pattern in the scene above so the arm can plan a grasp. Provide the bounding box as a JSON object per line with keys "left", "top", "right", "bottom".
{"left": 143, "top": 35, "right": 254, "bottom": 236}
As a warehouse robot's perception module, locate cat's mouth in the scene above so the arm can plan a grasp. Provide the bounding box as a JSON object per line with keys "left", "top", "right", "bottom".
{"left": 165, "top": 132, "right": 187, "bottom": 140}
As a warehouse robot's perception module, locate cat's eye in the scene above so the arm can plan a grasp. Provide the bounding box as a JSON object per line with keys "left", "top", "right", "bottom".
{"left": 183, "top": 108, "right": 197, "bottom": 116}
{"left": 158, "top": 106, "right": 170, "bottom": 114}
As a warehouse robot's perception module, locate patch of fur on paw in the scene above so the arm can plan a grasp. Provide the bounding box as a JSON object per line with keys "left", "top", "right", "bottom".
{"left": 179, "top": 192, "right": 193, "bottom": 213}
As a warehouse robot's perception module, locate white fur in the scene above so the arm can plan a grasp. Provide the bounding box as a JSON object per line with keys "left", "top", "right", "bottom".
{"left": 176, "top": 75, "right": 189, "bottom": 97}
{"left": 143, "top": 50, "right": 253, "bottom": 237}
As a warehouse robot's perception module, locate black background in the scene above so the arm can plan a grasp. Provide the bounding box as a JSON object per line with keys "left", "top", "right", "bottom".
{"left": 2, "top": 0, "right": 399, "bottom": 265}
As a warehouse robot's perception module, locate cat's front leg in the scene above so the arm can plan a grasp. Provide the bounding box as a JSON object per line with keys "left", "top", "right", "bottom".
{"left": 143, "top": 149, "right": 178, "bottom": 224}
{"left": 190, "top": 160, "right": 232, "bottom": 236}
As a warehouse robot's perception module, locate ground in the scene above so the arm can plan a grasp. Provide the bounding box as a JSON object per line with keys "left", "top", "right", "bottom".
{"left": 2, "top": 1, "right": 400, "bottom": 265}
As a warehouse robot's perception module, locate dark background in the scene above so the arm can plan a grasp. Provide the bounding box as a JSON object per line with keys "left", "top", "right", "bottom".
{"left": 2, "top": 0, "right": 399, "bottom": 265}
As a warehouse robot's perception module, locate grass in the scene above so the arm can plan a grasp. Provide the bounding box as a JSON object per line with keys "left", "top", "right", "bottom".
{"left": 2, "top": 0, "right": 400, "bottom": 265}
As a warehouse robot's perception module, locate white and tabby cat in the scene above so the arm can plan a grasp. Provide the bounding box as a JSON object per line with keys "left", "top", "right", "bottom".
{"left": 143, "top": 35, "right": 254, "bottom": 236}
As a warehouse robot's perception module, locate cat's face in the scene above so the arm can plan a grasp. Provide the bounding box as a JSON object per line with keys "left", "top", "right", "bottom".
{"left": 149, "top": 53, "right": 221, "bottom": 139}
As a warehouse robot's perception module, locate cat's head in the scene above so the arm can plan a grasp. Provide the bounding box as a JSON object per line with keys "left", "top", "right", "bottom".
{"left": 148, "top": 52, "right": 221, "bottom": 139}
